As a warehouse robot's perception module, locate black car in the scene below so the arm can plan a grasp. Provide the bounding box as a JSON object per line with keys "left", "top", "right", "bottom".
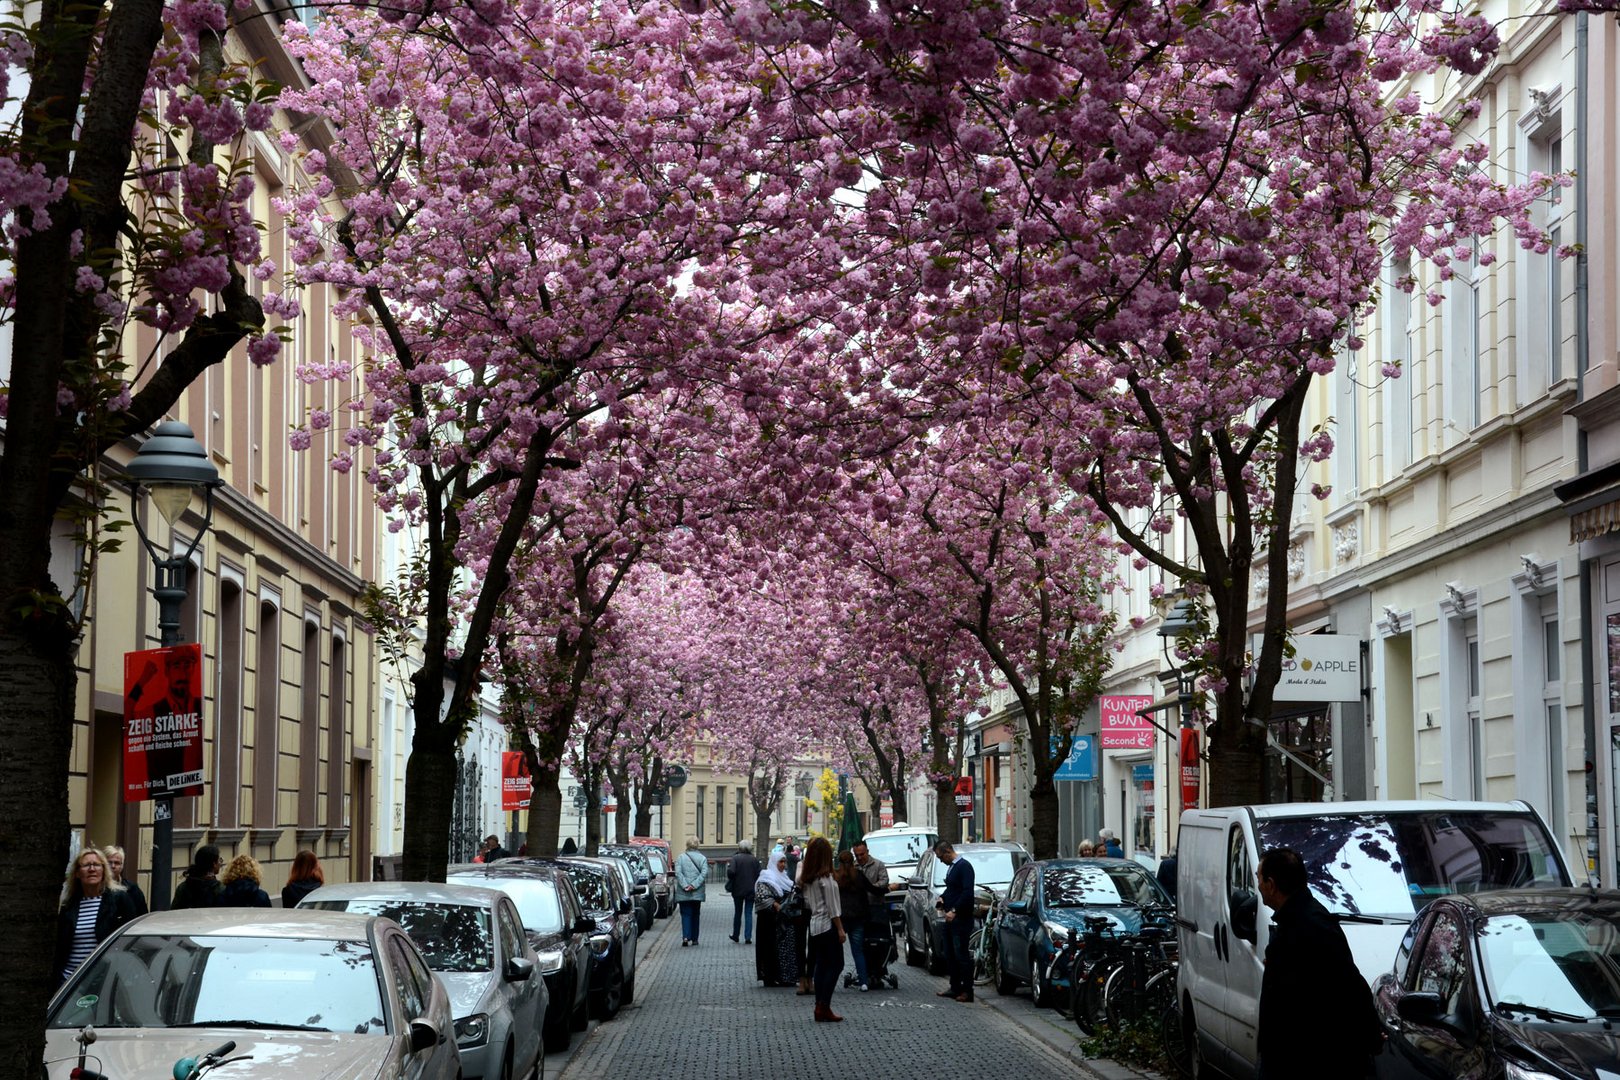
{"left": 447, "top": 862, "right": 595, "bottom": 1052}
{"left": 1373, "top": 888, "right": 1620, "bottom": 1080}
{"left": 518, "top": 857, "right": 640, "bottom": 1020}
{"left": 599, "top": 845, "right": 660, "bottom": 931}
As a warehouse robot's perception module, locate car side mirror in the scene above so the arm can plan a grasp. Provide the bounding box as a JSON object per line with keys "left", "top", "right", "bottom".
{"left": 1230, "top": 891, "right": 1258, "bottom": 944}
{"left": 636, "top": 874, "right": 650, "bottom": 886}
{"left": 618, "top": 898, "right": 633, "bottom": 915}
{"left": 1396, "top": 991, "right": 1447, "bottom": 1025}
{"left": 408, "top": 1018, "right": 440, "bottom": 1053}
{"left": 634, "top": 884, "right": 649, "bottom": 895}
{"left": 505, "top": 956, "right": 535, "bottom": 982}
{"left": 1006, "top": 900, "right": 1029, "bottom": 915}
{"left": 574, "top": 915, "right": 596, "bottom": 935}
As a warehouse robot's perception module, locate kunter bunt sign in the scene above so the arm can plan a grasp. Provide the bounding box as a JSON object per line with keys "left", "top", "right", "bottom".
{"left": 1273, "top": 634, "right": 1362, "bottom": 703}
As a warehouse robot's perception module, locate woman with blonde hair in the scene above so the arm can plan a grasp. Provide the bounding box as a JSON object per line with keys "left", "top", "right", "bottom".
{"left": 281, "top": 849, "right": 325, "bottom": 908}
{"left": 54, "top": 846, "right": 133, "bottom": 984}
{"left": 219, "top": 854, "right": 272, "bottom": 908}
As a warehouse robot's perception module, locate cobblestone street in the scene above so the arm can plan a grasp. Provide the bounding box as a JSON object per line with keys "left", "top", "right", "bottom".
{"left": 558, "top": 900, "right": 1120, "bottom": 1080}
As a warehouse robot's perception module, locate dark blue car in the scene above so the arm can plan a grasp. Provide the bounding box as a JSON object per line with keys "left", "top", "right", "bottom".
{"left": 995, "top": 858, "right": 1173, "bottom": 1007}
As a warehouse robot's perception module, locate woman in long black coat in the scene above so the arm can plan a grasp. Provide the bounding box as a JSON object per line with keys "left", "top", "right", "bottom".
{"left": 754, "top": 850, "right": 798, "bottom": 986}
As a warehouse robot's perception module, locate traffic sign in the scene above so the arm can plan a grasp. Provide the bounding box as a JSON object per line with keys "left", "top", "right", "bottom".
{"left": 664, "top": 765, "right": 689, "bottom": 789}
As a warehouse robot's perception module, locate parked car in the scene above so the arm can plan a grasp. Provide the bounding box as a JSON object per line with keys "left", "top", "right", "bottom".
{"left": 1371, "top": 888, "right": 1620, "bottom": 1080}
{"left": 1177, "top": 800, "right": 1573, "bottom": 1080}
{"left": 522, "top": 857, "right": 639, "bottom": 1020}
{"left": 298, "top": 880, "right": 545, "bottom": 1080}
{"left": 638, "top": 846, "right": 676, "bottom": 918}
{"left": 43, "top": 908, "right": 461, "bottom": 1080}
{"left": 996, "top": 858, "right": 1174, "bottom": 1007}
{"left": 903, "top": 841, "right": 1031, "bottom": 975}
{"left": 860, "top": 824, "right": 938, "bottom": 888}
{"left": 444, "top": 862, "right": 595, "bottom": 1053}
{"left": 628, "top": 836, "right": 673, "bottom": 869}
{"left": 595, "top": 847, "right": 657, "bottom": 933}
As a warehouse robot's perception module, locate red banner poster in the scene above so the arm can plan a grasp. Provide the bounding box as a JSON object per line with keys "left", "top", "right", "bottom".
{"left": 501, "top": 751, "right": 532, "bottom": 811}
{"left": 1180, "top": 726, "right": 1201, "bottom": 811}
{"left": 123, "top": 644, "right": 205, "bottom": 802}
{"left": 1099, "top": 694, "right": 1157, "bottom": 749}
{"left": 953, "top": 776, "right": 974, "bottom": 819}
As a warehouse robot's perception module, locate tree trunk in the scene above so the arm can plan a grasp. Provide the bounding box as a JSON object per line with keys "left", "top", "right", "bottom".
{"left": 584, "top": 769, "right": 603, "bottom": 855}
{"left": 0, "top": 624, "right": 77, "bottom": 1077}
{"left": 755, "top": 805, "right": 776, "bottom": 856}
{"left": 1206, "top": 722, "right": 1267, "bottom": 809}
{"left": 615, "top": 802, "right": 631, "bottom": 844}
{"left": 400, "top": 740, "right": 458, "bottom": 881}
{"left": 1028, "top": 775, "right": 1060, "bottom": 860}
{"left": 934, "top": 778, "right": 961, "bottom": 845}
{"left": 525, "top": 760, "right": 563, "bottom": 856}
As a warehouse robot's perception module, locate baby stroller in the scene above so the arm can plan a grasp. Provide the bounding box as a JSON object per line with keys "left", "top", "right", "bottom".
{"left": 843, "top": 902, "right": 902, "bottom": 990}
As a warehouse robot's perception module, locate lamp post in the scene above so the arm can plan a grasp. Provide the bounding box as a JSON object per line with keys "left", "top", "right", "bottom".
{"left": 127, "top": 421, "right": 222, "bottom": 910}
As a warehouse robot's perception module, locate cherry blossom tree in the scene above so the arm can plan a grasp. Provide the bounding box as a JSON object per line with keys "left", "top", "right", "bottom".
{"left": 0, "top": 0, "right": 297, "bottom": 1062}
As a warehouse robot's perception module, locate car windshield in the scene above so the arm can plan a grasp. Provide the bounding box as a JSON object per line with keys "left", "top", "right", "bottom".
{"left": 1044, "top": 865, "right": 1166, "bottom": 908}
{"left": 1255, "top": 812, "right": 1568, "bottom": 917}
{"left": 449, "top": 876, "right": 564, "bottom": 935}
{"left": 934, "top": 850, "right": 1019, "bottom": 887}
{"left": 864, "top": 834, "right": 936, "bottom": 866}
{"left": 1478, "top": 910, "right": 1620, "bottom": 1021}
{"left": 644, "top": 850, "right": 668, "bottom": 874}
{"left": 563, "top": 867, "right": 615, "bottom": 913}
{"left": 303, "top": 900, "right": 492, "bottom": 972}
{"left": 602, "top": 848, "right": 648, "bottom": 874}
{"left": 48, "top": 934, "right": 387, "bottom": 1035}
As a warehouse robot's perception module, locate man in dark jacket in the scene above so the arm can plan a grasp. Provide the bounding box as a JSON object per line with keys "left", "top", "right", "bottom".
{"left": 933, "top": 841, "right": 976, "bottom": 1003}
{"left": 1257, "top": 847, "right": 1383, "bottom": 1079}
{"left": 727, "top": 841, "right": 762, "bottom": 943}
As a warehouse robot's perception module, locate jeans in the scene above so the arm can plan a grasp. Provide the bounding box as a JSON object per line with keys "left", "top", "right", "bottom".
{"left": 942, "top": 913, "right": 973, "bottom": 996}
{"left": 847, "top": 920, "right": 869, "bottom": 985}
{"left": 811, "top": 928, "right": 844, "bottom": 1006}
{"left": 679, "top": 900, "right": 702, "bottom": 942}
{"left": 732, "top": 895, "right": 754, "bottom": 940}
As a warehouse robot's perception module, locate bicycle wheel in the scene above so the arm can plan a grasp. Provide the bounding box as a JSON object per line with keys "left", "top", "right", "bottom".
{"left": 1102, "top": 962, "right": 1135, "bottom": 1029}
{"left": 1143, "top": 965, "right": 1178, "bottom": 1019}
{"left": 976, "top": 925, "right": 1000, "bottom": 987}
{"left": 1074, "top": 958, "right": 1117, "bottom": 1035}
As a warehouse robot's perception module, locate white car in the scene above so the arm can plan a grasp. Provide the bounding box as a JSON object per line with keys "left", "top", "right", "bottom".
{"left": 44, "top": 909, "right": 462, "bottom": 1080}
{"left": 859, "top": 824, "right": 939, "bottom": 887}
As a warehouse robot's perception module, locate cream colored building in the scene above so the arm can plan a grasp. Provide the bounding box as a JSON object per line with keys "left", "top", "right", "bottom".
{"left": 62, "top": 7, "right": 387, "bottom": 899}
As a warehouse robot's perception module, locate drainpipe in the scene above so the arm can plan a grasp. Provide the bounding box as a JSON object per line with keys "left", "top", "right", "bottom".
{"left": 1575, "top": 10, "right": 1599, "bottom": 885}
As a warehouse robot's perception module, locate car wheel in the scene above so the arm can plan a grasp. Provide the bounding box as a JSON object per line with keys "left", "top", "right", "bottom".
{"left": 543, "top": 986, "right": 572, "bottom": 1053}
{"left": 994, "top": 949, "right": 1018, "bottom": 996}
{"left": 925, "top": 925, "right": 946, "bottom": 976}
{"left": 593, "top": 960, "right": 625, "bottom": 1020}
{"left": 1030, "top": 954, "right": 1052, "bottom": 1008}
{"left": 904, "top": 920, "right": 923, "bottom": 967}
{"left": 1184, "top": 1003, "right": 1222, "bottom": 1080}
{"left": 569, "top": 973, "right": 590, "bottom": 1033}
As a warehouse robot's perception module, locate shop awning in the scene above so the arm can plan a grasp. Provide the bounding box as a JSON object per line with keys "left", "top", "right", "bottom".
{"left": 1556, "top": 460, "right": 1620, "bottom": 543}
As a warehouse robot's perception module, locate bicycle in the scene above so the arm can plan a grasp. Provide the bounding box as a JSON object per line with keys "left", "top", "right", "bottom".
{"left": 61, "top": 1026, "right": 245, "bottom": 1080}
{"left": 1070, "top": 915, "right": 1123, "bottom": 1035}
{"left": 970, "top": 887, "right": 1002, "bottom": 987}
{"left": 1100, "top": 925, "right": 1177, "bottom": 1029}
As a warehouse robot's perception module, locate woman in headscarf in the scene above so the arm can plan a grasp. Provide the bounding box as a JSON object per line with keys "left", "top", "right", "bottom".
{"left": 754, "top": 848, "right": 797, "bottom": 986}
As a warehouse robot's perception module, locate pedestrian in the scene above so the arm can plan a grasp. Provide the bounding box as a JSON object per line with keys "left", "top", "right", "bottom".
{"left": 103, "top": 845, "right": 148, "bottom": 917}
{"left": 1100, "top": 829, "right": 1124, "bottom": 858}
{"left": 727, "top": 840, "right": 761, "bottom": 944}
{"left": 675, "top": 838, "right": 708, "bottom": 946}
{"left": 281, "top": 849, "right": 325, "bottom": 908}
{"left": 754, "top": 849, "right": 798, "bottom": 986}
{"left": 561, "top": 837, "right": 579, "bottom": 854}
{"left": 933, "top": 840, "right": 975, "bottom": 1003}
{"left": 784, "top": 839, "right": 801, "bottom": 880}
{"left": 54, "top": 846, "right": 134, "bottom": 986}
{"left": 1077, "top": 839, "right": 1096, "bottom": 858}
{"left": 800, "top": 836, "right": 845, "bottom": 1022}
{"left": 480, "top": 834, "right": 512, "bottom": 863}
{"left": 171, "top": 844, "right": 225, "bottom": 910}
{"left": 835, "top": 850, "right": 872, "bottom": 990}
{"left": 1256, "top": 847, "right": 1383, "bottom": 1080}
{"left": 219, "top": 854, "right": 272, "bottom": 907}
{"left": 1157, "top": 847, "right": 1178, "bottom": 903}
{"left": 852, "top": 841, "right": 890, "bottom": 894}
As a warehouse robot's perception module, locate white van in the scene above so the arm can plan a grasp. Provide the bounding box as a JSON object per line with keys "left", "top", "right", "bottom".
{"left": 1176, "top": 800, "right": 1571, "bottom": 1079}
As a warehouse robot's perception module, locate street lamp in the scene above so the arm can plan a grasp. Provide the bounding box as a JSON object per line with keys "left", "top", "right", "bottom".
{"left": 127, "top": 420, "right": 222, "bottom": 910}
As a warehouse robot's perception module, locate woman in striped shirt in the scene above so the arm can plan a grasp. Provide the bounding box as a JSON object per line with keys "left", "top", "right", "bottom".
{"left": 53, "top": 846, "right": 134, "bottom": 985}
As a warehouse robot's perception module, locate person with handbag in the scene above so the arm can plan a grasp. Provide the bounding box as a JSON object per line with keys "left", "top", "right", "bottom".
{"left": 675, "top": 839, "right": 709, "bottom": 946}
{"left": 800, "top": 836, "right": 847, "bottom": 1021}
{"left": 754, "top": 849, "right": 798, "bottom": 986}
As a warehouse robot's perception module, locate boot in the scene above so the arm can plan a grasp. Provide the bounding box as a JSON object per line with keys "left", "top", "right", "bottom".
{"left": 814, "top": 1003, "right": 844, "bottom": 1023}
{"left": 797, "top": 977, "right": 812, "bottom": 995}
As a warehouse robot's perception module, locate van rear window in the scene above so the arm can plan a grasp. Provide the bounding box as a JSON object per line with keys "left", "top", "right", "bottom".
{"left": 1255, "top": 812, "right": 1568, "bottom": 918}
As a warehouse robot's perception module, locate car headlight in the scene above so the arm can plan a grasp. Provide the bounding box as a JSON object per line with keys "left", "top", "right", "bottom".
{"left": 1042, "top": 921, "right": 1072, "bottom": 942}
{"left": 454, "top": 1013, "right": 489, "bottom": 1049}
{"left": 535, "top": 947, "right": 565, "bottom": 974}
{"left": 1504, "top": 1063, "right": 1564, "bottom": 1080}
{"left": 589, "top": 932, "right": 612, "bottom": 953}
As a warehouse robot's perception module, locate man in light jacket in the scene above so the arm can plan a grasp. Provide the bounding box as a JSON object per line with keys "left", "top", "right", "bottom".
{"left": 675, "top": 839, "right": 709, "bottom": 947}
{"left": 727, "top": 841, "right": 762, "bottom": 944}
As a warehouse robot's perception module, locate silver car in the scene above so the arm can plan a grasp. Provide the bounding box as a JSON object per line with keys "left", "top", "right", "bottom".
{"left": 300, "top": 881, "right": 545, "bottom": 1080}
{"left": 44, "top": 908, "right": 461, "bottom": 1080}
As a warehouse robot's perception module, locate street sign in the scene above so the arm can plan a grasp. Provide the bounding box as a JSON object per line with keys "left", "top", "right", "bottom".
{"left": 1100, "top": 694, "right": 1157, "bottom": 750}
{"left": 664, "top": 765, "right": 689, "bottom": 789}
{"left": 1053, "top": 734, "right": 1099, "bottom": 782}
{"left": 572, "top": 792, "right": 588, "bottom": 810}
{"left": 123, "top": 644, "right": 205, "bottom": 801}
